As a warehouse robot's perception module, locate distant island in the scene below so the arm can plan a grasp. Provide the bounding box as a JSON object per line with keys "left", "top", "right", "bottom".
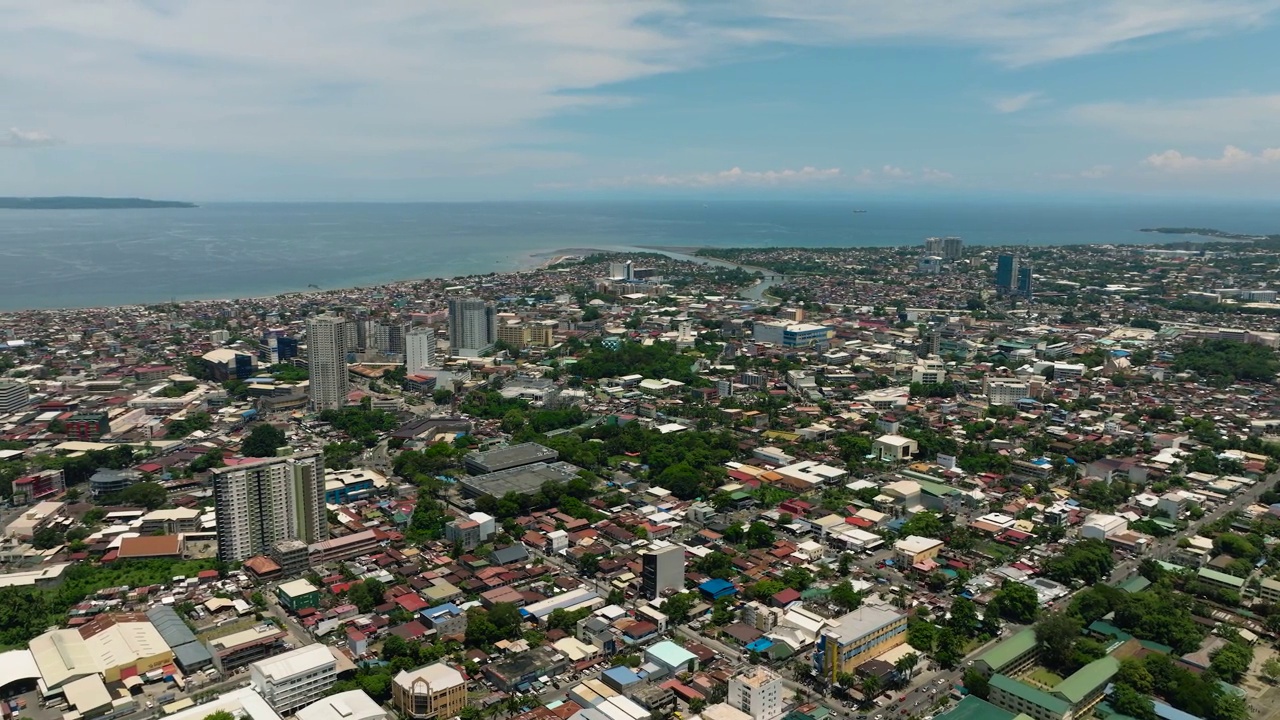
{"left": 0, "top": 196, "right": 196, "bottom": 210}
{"left": 1140, "top": 226, "right": 1279, "bottom": 243}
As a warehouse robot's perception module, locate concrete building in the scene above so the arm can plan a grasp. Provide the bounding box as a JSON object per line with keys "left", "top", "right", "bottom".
{"left": 1080, "top": 514, "right": 1126, "bottom": 541}
{"left": 641, "top": 544, "right": 685, "bottom": 599}
{"left": 277, "top": 578, "right": 322, "bottom": 612}
{"left": 984, "top": 378, "right": 1033, "bottom": 406}
{"left": 306, "top": 314, "right": 350, "bottom": 412}
{"left": 911, "top": 358, "right": 947, "bottom": 385}
{"left": 249, "top": 644, "right": 339, "bottom": 713}
{"left": 728, "top": 665, "right": 785, "bottom": 720}
{"left": 208, "top": 624, "right": 289, "bottom": 672}
{"left": 464, "top": 442, "right": 559, "bottom": 475}
{"left": 0, "top": 380, "right": 30, "bottom": 413}
{"left": 11, "top": 469, "right": 65, "bottom": 504}
{"left": 405, "top": 328, "right": 438, "bottom": 372}
{"left": 448, "top": 297, "right": 496, "bottom": 357}
{"left": 813, "top": 604, "right": 907, "bottom": 683}
{"left": 996, "top": 255, "right": 1018, "bottom": 294}
{"left": 894, "top": 535, "right": 944, "bottom": 566}
{"left": 296, "top": 691, "right": 387, "bottom": 720}
{"left": 392, "top": 662, "right": 467, "bottom": 720}
{"left": 872, "top": 435, "right": 918, "bottom": 462}
{"left": 212, "top": 451, "right": 327, "bottom": 563}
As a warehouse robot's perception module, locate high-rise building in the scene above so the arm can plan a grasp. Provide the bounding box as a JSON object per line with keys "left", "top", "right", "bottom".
{"left": 728, "top": 666, "right": 785, "bottom": 720}
{"left": 448, "top": 297, "right": 496, "bottom": 357}
{"left": 306, "top": 314, "right": 350, "bottom": 412}
{"left": 641, "top": 544, "right": 685, "bottom": 599}
{"left": 212, "top": 451, "right": 327, "bottom": 562}
{"left": 942, "top": 236, "right": 964, "bottom": 260}
{"left": 405, "top": 329, "right": 438, "bottom": 372}
{"left": 1017, "top": 266, "right": 1034, "bottom": 298}
{"left": 0, "top": 380, "right": 30, "bottom": 414}
{"left": 995, "top": 255, "right": 1019, "bottom": 293}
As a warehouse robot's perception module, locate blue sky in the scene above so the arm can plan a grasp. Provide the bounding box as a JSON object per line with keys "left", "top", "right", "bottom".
{"left": 2, "top": 1, "right": 1280, "bottom": 201}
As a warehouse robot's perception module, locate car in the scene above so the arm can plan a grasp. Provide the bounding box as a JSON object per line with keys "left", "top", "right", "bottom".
{"left": 898, "top": 696, "right": 906, "bottom": 702}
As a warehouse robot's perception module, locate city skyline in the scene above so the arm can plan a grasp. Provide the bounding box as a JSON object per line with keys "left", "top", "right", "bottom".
{"left": 2, "top": 2, "right": 1279, "bottom": 201}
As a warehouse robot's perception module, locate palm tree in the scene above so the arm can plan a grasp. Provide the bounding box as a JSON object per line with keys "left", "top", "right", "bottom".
{"left": 861, "top": 673, "right": 883, "bottom": 701}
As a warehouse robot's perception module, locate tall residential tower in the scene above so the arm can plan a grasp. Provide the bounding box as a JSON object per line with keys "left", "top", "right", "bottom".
{"left": 405, "top": 328, "right": 439, "bottom": 372}
{"left": 212, "top": 451, "right": 327, "bottom": 562}
{"left": 306, "top": 313, "right": 350, "bottom": 412}
{"left": 447, "top": 297, "right": 496, "bottom": 357}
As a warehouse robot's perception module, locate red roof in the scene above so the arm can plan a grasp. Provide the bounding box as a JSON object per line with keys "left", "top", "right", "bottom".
{"left": 394, "top": 593, "right": 428, "bottom": 612}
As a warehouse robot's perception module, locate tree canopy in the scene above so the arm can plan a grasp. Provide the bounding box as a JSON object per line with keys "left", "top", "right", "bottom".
{"left": 241, "top": 423, "right": 287, "bottom": 457}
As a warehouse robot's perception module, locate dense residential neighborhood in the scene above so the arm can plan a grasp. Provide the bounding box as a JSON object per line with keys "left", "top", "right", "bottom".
{"left": 3, "top": 240, "right": 1280, "bottom": 720}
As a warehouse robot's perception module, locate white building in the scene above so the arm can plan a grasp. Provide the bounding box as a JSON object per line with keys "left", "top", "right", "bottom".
{"left": 911, "top": 359, "right": 947, "bottom": 385}
{"left": 728, "top": 665, "right": 785, "bottom": 720}
{"left": 641, "top": 544, "right": 685, "bottom": 600}
{"left": 0, "top": 380, "right": 30, "bottom": 414}
{"left": 448, "top": 297, "right": 496, "bottom": 357}
{"left": 295, "top": 690, "right": 388, "bottom": 720}
{"left": 1158, "top": 491, "right": 1188, "bottom": 519}
{"left": 1080, "top": 514, "right": 1127, "bottom": 541}
{"left": 212, "top": 451, "right": 328, "bottom": 562}
{"left": 405, "top": 328, "right": 438, "bottom": 372}
{"left": 872, "top": 435, "right": 918, "bottom": 462}
{"left": 306, "top": 314, "right": 350, "bottom": 412}
{"left": 250, "top": 645, "right": 339, "bottom": 713}
{"left": 983, "top": 378, "right": 1031, "bottom": 406}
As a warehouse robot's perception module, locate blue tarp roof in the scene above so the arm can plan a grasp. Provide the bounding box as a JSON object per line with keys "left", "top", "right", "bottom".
{"left": 746, "top": 638, "right": 774, "bottom": 652}
{"left": 699, "top": 579, "right": 737, "bottom": 597}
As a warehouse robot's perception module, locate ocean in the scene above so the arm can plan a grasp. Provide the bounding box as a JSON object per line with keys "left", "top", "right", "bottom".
{"left": 1, "top": 200, "right": 1277, "bottom": 311}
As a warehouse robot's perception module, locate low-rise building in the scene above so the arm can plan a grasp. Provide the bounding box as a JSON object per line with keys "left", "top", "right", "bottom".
{"left": 813, "top": 603, "right": 907, "bottom": 683}
{"left": 250, "top": 644, "right": 339, "bottom": 713}
{"left": 392, "top": 662, "right": 467, "bottom": 720}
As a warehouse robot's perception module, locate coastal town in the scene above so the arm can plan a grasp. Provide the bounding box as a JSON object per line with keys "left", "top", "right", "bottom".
{"left": 2, "top": 236, "right": 1280, "bottom": 720}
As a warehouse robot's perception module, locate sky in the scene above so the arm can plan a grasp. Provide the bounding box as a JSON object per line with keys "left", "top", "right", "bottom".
{"left": 2, "top": 1, "right": 1280, "bottom": 201}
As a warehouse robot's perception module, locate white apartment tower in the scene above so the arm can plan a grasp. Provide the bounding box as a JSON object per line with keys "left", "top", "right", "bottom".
{"left": 212, "top": 451, "right": 328, "bottom": 562}
{"left": 306, "top": 313, "right": 350, "bottom": 412}
{"left": 0, "top": 380, "right": 30, "bottom": 414}
{"left": 448, "top": 297, "right": 496, "bottom": 357}
{"left": 641, "top": 544, "right": 685, "bottom": 599}
{"left": 729, "top": 665, "right": 785, "bottom": 720}
{"left": 405, "top": 328, "right": 438, "bottom": 372}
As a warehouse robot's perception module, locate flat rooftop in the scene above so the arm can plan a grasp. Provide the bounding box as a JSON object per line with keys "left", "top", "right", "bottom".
{"left": 459, "top": 461, "right": 581, "bottom": 498}
{"left": 465, "top": 442, "right": 559, "bottom": 473}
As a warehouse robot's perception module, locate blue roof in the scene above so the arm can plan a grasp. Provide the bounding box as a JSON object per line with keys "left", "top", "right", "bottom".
{"left": 699, "top": 579, "right": 736, "bottom": 597}
{"left": 602, "top": 666, "right": 642, "bottom": 686}
{"left": 746, "top": 638, "right": 774, "bottom": 652}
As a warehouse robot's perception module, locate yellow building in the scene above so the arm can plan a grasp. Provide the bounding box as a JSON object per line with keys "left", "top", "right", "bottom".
{"left": 497, "top": 322, "right": 530, "bottom": 349}
{"left": 392, "top": 662, "right": 467, "bottom": 720}
{"left": 894, "top": 535, "right": 944, "bottom": 566}
{"left": 814, "top": 604, "right": 907, "bottom": 682}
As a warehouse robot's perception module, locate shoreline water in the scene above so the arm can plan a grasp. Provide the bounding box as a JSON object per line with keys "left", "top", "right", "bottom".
{"left": 4, "top": 200, "right": 1278, "bottom": 312}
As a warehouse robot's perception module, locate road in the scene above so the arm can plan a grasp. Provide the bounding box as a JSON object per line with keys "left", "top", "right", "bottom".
{"left": 1111, "top": 469, "right": 1277, "bottom": 582}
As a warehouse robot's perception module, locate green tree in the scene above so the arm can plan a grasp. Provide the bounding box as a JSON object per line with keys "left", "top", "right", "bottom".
{"left": 115, "top": 481, "right": 169, "bottom": 510}
{"left": 241, "top": 423, "right": 287, "bottom": 457}
{"left": 746, "top": 521, "right": 775, "bottom": 549}
{"left": 1208, "top": 642, "right": 1253, "bottom": 684}
{"left": 961, "top": 667, "right": 988, "bottom": 699}
{"left": 1035, "top": 613, "right": 1083, "bottom": 671}
{"left": 907, "top": 620, "right": 938, "bottom": 653}
{"left": 899, "top": 511, "right": 944, "bottom": 539}
{"left": 1112, "top": 683, "right": 1157, "bottom": 720}
{"left": 948, "top": 597, "right": 979, "bottom": 638}
{"left": 993, "top": 581, "right": 1039, "bottom": 623}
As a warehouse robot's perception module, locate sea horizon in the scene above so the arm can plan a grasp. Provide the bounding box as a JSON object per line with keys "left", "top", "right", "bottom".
{"left": 2, "top": 199, "right": 1278, "bottom": 312}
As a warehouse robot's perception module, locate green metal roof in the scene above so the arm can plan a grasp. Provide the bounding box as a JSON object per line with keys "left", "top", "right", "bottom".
{"left": 976, "top": 628, "right": 1037, "bottom": 673}
{"left": 936, "top": 696, "right": 1016, "bottom": 720}
{"left": 1087, "top": 620, "right": 1133, "bottom": 642}
{"left": 1197, "top": 566, "right": 1246, "bottom": 588}
{"left": 989, "top": 674, "right": 1071, "bottom": 716}
{"left": 1052, "top": 656, "right": 1119, "bottom": 704}
{"left": 1117, "top": 576, "right": 1151, "bottom": 593}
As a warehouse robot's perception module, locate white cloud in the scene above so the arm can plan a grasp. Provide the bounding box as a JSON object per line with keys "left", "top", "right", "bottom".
{"left": 599, "top": 166, "right": 843, "bottom": 187}
{"left": 1144, "top": 145, "right": 1280, "bottom": 171}
{"left": 1069, "top": 94, "right": 1280, "bottom": 143}
{"left": 731, "top": 0, "right": 1280, "bottom": 66}
{"left": 992, "top": 92, "right": 1043, "bottom": 113}
{"left": 0, "top": 1, "right": 1276, "bottom": 191}
{"left": 0, "top": 127, "right": 60, "bottom": 148}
